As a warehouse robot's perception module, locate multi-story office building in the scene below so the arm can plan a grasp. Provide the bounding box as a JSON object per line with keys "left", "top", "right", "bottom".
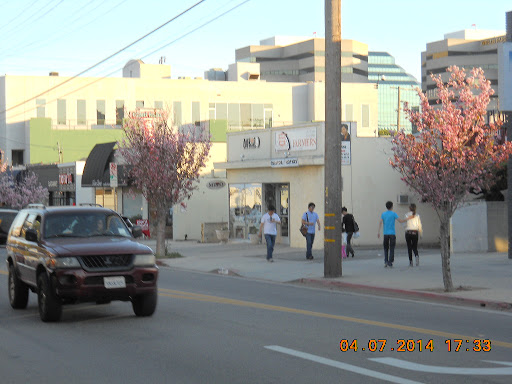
{"left": 421, "top": 29, "right": 506, "bottom": 110}
{"left": 229, "top": 36, "right": 421, "bottom": 134}
{"left": 233, "top": 36, "right": 369, "bottom": 83}
{"left": 368, "top": 52, "right": 421, "bottom": 134}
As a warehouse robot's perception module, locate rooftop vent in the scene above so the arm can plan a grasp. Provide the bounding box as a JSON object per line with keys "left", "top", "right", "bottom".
{"left": 49, "top": 72, "right": 59, "bottom": 76}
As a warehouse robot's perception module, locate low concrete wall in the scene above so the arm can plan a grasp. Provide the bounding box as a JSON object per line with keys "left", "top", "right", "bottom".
{"left": 201, "top": 222, "right": 228, "bottom": 243}
{"left": 452, "top": 201, "right": 507, "bottom": 253}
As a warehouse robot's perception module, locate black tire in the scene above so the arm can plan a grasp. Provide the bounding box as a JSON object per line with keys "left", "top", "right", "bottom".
{"left": 37, "top": 273, "right": 62, "bottom": 322}
{"left": 8, "top": 264, "right": 29, "bottom": 309}
{"left": 131, "top": 291, "right": 157, "bottom": 317}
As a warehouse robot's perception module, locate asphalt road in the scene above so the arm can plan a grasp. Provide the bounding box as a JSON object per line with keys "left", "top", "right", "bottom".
{"left": 1, "top": 250, "right": 511, "bottom": 383}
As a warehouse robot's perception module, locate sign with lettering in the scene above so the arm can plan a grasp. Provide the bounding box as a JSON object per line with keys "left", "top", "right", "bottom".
{"left": 136, "top": 219, "right": 150, "bottom": 238}
{"left": 206, "top": 180, "right": 226, "bottom": 190}
{"left": 59, "top": 173, "right": 74, "bottom": 185}
{"left": 275, "top": 127, "right": 317, "bottom": 151}
{"left": 242, "top": 136, "right": 261, "bottom": 149}
{"left": 270, "top": 158, "right": 299, "bottom": 168}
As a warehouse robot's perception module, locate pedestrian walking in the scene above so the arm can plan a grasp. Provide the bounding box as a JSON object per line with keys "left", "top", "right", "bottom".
{"left": 404, "top": 203, "right": 423, "bottom": 267}
{"left": 377, "top": 201, "right": 408, "bottom": 268}
{"left": 302, "top": 202, "right": 321, "bottom": 260}
{"left": 341, "top": 207, "right": 357, "bottom": 257}
{"left": 258, "top": 205, "right": 281, "bottom": 262}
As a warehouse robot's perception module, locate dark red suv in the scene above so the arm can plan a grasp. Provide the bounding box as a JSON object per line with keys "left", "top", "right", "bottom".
{"left": 6, "top": 205, "right": 158, "bottom": 322}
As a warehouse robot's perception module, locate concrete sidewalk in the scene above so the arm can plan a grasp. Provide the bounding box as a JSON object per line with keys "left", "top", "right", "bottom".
{"left": 139, "top": 239, "right": 512, "bottom": 310}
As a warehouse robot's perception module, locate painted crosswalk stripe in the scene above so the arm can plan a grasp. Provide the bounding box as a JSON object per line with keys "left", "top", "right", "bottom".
{"left": 265, "top": 345, "right": 424, "bottom": 384}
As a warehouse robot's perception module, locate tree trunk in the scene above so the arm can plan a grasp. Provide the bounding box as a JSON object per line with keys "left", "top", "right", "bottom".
{"left": 439, "top": 215, "right": 454, "bottom": 291}
{"left": 155, "top": 211, "right": 167, "bottom": 258}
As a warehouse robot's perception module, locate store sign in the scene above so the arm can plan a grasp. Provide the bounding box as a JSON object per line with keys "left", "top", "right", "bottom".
{"left": 48, "top": 180, "right": 58, "bottom": 188}
{"left": 275, "top": 127, "right": 317, "bottom": 151}
{"left": 206, "top": 180, "right": 226, "bottom": 190}
{"left": 242, "top": 136, "right": 261, "bottom": 149}
{"left": 59, "top": 173, "right": 74, "bottom": 185}
{"left": 270, "top": 158, "right": 299, "bottom": 168}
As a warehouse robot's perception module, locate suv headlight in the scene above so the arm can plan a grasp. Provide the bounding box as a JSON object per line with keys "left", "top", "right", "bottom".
{"left": 49, "top": 257, "right": 81, "bottom": 268}
{"left": 133, "top": 254, "right": 156, "bottom": 266}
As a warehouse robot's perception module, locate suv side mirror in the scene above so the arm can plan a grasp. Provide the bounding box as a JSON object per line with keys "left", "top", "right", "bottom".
{"left": 25, "top": 228, "right": 38, "bottom": 242}
{"left": 131, "top": 225, "right": 143, "bottom": 238}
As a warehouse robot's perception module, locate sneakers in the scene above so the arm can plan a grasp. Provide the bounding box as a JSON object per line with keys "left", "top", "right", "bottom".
{"left": 388, "top": 263, "right": 393, "bottom": 268}
{"left": 306, "top": 256, "right": 314, "bottom": 260}
{"left": 415, "top": 256, "right": 419, "bottom": 266}
{"left": 267, "top": 258, "right": 274, "bottom": 262}
{"left": 409, "top": 261, "right": 413, "bottom": 267}
{"left": 384, "top": 264, "right": 388, "bottom": 268}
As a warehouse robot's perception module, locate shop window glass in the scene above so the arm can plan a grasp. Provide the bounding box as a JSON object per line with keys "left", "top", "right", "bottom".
{"left": 122, "top": 191, "right": 143, "bottom": 222}
{"left": 252, "top": 104, "right": 264, "bottom": 128}
{"left": 229, "top": 183, "right": 262, "bottom": 239}
{"left": 240, "top": 103, "right": 251, "bottom": 128}
{"left": 228, "top": 103, "right": 240, "bottom": 129}
{"left": 216, "top": 103, "right": 227, "bottom": 120}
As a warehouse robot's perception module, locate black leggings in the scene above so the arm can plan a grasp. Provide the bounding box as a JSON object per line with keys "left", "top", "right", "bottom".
{"left": 405, "top": 232, "right": 419, "bottom": 261}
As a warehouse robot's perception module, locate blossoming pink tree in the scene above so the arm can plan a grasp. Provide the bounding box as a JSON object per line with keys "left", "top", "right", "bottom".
{"left": 120, "top": 110, "right": 211, "bottom": 257}
{"left": 391, "top": 66, "right": 512, "bottom": 291}
{"left": 0, "top": 170, "right": 48, "bottom": 209}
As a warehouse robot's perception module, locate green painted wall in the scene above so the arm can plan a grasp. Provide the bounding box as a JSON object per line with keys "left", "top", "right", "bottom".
{"left": 29, "top": 118, "right": 228, "bottom": 164}
{"left": 30, "top": 118, "right": 127, "bottom": 164}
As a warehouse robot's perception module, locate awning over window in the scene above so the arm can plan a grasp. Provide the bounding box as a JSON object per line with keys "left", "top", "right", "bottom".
{"left": 81, "top": 142, "right": 116, "bottom": 187}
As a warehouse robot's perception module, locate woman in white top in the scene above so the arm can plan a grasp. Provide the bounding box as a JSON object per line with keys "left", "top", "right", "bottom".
{"left": 404, "top": 203, "right": 423, "bottom": 267}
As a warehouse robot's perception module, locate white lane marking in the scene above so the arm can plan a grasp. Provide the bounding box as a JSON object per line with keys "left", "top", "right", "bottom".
{"left": 265, "top": 346, "right": 424, "bottom": 384}
{"left": 370, "top": 357, "right": 512, "bottom": 375}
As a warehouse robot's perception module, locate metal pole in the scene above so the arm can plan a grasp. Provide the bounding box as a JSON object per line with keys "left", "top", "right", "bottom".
{"left": 324, "top": 0, "right": 342, "bottom": 277}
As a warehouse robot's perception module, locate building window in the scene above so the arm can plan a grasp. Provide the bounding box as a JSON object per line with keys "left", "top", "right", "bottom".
{"left": 36, "top": 99, "right": 46, "bottom": 118}
{"left": 97, "top": 100, "right": 105, "bottom": 125}
{"left": 116, "top": 100, "right": 124, "bottom": 126}
{"left": 209, "top": 103, "right": 216, "bottom": 120}
{"left": 77, "top": 100, "right": 86, "bottom": 125}
{"left": 241, "top": 103, "right": 251, "bottom": 128}
{"left": 136, "top": 100, "right": 144, "bottom": 109}
{"left": 362, "top": 104, "right": 370, "bottom": 128}
{"left": 57, "top": 99, "right": 66, "bottom": 125}
{"left": 154, "top": 101, "right": 163, "bottom": 109}
{"left": 264, "top": 104, "right": 273, "bottom": 128}
{"left": 12, "top": 150, "right": 24, "bottom": 166}
{"left": 192, "top": 101, "right": 200, "bottom": 126}
{"left": 173, "top": 101, "right": 182, "bottom": 126}
{"left": 252, "top": 104, "right": 264, "bottom": 128}
{"left": 228, "top": 103, "right": 240, "bottom": 129}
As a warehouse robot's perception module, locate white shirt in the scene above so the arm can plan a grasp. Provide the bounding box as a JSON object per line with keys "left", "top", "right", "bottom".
{"left": 261, "top": 212, "right": 281, "bottom": 235}
{"left": 404, "top": 212, "right": 423, "bottom": 234}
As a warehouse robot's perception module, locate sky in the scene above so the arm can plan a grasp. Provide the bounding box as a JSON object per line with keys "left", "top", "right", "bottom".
{"left": 0, "top": 0, "right": 511, "bottom": 82}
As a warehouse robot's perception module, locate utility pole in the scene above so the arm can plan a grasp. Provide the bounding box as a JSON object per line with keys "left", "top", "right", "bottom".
{"left": 324, "top": 0, "right": 342, "bottom": 277}
{"left": 57, "top": 142, "right": 63, "bottom": 163}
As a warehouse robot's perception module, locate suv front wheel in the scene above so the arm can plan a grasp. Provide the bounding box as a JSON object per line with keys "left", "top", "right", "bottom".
{"left": 131, "top": 291, "right": 157, "bottom": 317}
{"left": 8, "top": 264, "right": 29, "bottom": 309}
{"left": 37, "top": 273, "right": 62, "bottom": 322}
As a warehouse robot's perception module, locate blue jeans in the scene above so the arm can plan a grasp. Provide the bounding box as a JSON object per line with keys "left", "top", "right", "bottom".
{"left": 264, "top": 234, "right": 276, "bottom": 260}
{"left": 383, "top": 235, "right": 396, "bottom": 265}
{"left": 306, "top": 233, "right": 315, "bottom": 258}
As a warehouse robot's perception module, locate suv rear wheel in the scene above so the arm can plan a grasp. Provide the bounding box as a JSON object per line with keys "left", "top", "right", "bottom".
{"left": 37, "top": 273, "right": 62, "bottom": 322}
{"left": 8, "top": 264, "right": 29, "bottom": 309}
{"left": 131, "top": 291, "right": 157, "bottom": 317}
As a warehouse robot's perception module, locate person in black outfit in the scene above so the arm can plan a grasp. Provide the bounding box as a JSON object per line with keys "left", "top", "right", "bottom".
{"left": 341, "top": 207, "right": 356, "bottom": 257}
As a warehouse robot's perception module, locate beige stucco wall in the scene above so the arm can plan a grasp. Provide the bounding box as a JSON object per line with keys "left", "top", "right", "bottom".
{"left": 218, "top": 124, "right": 441, "bottom": 248}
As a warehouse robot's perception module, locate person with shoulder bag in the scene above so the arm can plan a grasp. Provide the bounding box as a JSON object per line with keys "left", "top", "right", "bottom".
{"left": 301, "top": 202, "right": 321, "bottom": 260}
{"left": 404, "top": 203, "right": 423, "bottom": 267}
{"left": 341, "top": 207, "right": 357, "bottom": 257}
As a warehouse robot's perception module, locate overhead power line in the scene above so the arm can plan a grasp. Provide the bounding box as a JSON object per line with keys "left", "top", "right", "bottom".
{"left": 1, "top": 0, "right": 208, "bottom": 117}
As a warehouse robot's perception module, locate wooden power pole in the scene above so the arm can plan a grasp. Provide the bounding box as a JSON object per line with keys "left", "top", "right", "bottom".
{"left": 324, "top": 0, "right": 342, "bottom": 277}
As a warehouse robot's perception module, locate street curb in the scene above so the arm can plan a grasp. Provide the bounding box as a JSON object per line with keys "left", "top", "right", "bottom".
{"left": 296, "top": 278, "right": 512, "bottom": 311}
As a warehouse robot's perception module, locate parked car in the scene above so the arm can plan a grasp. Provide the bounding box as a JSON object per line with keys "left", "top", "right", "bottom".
{"left": 0, "top": 208, "right": 18, "bottom": 245}
{"left": 6, "top": 205, "right": 158, "bottom": 322}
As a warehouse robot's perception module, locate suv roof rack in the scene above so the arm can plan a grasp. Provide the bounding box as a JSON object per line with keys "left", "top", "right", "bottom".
{"left": 79, "top": 203, "right": 103, "bottom": 207}
{"left": 26, "top": 204, "right": 46, "bottom": 209}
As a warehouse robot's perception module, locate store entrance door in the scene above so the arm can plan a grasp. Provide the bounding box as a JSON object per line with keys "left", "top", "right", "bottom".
{"left": 263, "top": 183, "right": 289, "bottom": 244}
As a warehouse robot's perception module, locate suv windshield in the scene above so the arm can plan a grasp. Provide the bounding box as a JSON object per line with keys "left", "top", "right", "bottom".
{"left": 43, "top": 212, "right": 132, "bottom": 239}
